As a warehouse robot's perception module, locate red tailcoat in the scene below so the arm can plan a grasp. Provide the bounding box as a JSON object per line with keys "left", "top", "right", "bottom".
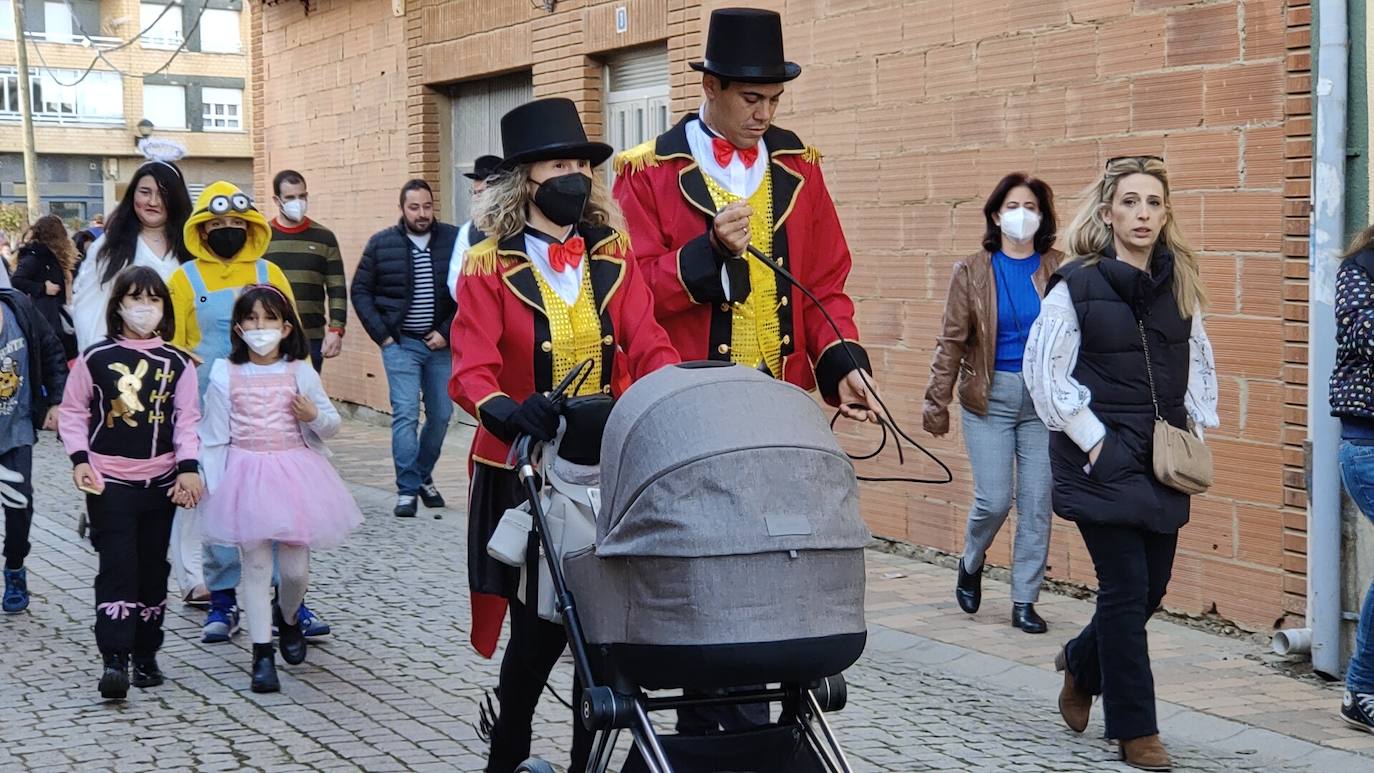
{"left": 612, "top": 116, "right": 870, "bottom": 403}
{"left": 449, "top": 223, "right": 678, "bottom": 657}
{"left": 449, "top": 224, "right": 679, "bottom": 469}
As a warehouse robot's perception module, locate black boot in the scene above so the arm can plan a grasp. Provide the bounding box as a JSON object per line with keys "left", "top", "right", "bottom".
{"left": 274, "top": 603, "right": 307, "bottom": 665}
{"left": 131, "top": 654, "right": 164, "bottom": 688}
{"left": 250, "top": 643, "right": 280, "bottom": 693}
{"left": 956, "top": 558, "right": 982, "bottom": 614}
{"left": 99, "top": 653, "right": 129, "bottom": 700}
{"left": 1012, "top": 603, "right": 1048, "bottom": 634}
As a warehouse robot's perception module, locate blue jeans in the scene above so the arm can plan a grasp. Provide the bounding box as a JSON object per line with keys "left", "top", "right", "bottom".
{"left": 204, "top": 542, "right": 279, "bottom": 593}
{"left": 382, "top": 336, "right": 453, "bottom": 496}
{"left": 1340, "top": 441, "right": 1374, "bottom": 693}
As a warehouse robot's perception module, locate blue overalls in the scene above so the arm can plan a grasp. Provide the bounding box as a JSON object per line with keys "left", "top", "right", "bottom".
{"left": 188, "top": 259, "right": 278, "bottom": 593}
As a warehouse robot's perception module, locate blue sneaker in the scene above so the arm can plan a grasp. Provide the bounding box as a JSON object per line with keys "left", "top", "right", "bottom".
{"left": 298, "top": 603, "right": 331, "bottom": 638}
{"left": 2, "top": 567, "right": 29, "bottom": 613}
{"left": 201, "top": 590, "right": 240, "bottom": 643}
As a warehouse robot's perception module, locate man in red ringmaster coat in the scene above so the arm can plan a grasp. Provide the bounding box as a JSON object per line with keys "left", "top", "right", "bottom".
{"left": 613, "top": 7, "right": 883, "bottom": 423}
{"left": 612, "top": 5, "right": 885, "bottom": 736}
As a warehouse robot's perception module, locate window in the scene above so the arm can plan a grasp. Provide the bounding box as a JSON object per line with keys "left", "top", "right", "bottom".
{"left": 143, "top": 84, "right": 186, "bottom": 130}
{"left": 198, "top": 8, "right": 240, "bottom": 53}
{"left": 603, "top": 46, "right": 670, "bottom": 183}
{"left": 201, "top": 87, "right": 242, "bottom": 131}
{"left": 44, "top": 1, "right": 73, "bottom": 43}
{"left": 140, "top": 3, "right": 182, "bottom": 50}
{"left": 0, "top": 69, "right": 122, "bottom": 123}
{"left": 0, "top": 2, "right": 14, "bottom": 40}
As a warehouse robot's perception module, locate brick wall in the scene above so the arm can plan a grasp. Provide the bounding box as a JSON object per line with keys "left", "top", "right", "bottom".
{"left": 254, "top": 0, "right": 1308, "bottom": 630}
{"left": 253, "top": 0, "right": 409, "bottom": 411}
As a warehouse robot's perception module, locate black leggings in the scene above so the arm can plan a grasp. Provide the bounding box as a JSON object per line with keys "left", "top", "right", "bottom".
{"left": 486, "top": 599, "right": 592, "bottom": 773}
{"left": 90, "top": 481, "right": 176, "bottom": 657}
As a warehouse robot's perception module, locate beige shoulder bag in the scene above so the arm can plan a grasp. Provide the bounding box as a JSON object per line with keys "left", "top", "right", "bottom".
{"left": 1138, "top": 320, "right": 1213, "bottom": 495}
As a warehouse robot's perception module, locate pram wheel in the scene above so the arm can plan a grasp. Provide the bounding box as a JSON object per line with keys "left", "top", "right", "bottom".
{"left": 813, "top": 674, "right": 847, "bottom": 713}
{"left": 515, "top": 759, "right": 556, "bottom": 773}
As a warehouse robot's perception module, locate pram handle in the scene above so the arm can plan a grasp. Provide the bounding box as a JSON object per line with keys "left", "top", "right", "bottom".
{"left": 512, "top": 356, "right": 601, "bottom": 696}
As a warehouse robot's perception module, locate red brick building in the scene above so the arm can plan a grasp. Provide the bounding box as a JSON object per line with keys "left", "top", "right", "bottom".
{"left": 252, "top": 0, "right": 1311, "bottom": 631}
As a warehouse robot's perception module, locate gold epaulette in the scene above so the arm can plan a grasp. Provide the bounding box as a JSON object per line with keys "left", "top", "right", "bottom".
{"left": 802, "top": 145, "right": 823, "bottom": 165}
{"left": 462, "top": 237, "right": 514, "bottom": 276}
{"left": 613, "top": 140, "right": 659, "bottom": 176}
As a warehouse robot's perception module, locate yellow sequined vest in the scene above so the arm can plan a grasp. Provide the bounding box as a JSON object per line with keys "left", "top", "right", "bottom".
{"left": 532, "top": 267, "right": 603, "bottom": 397}
{"left": 702, "top": 170, "right": 783, "bottom": 378}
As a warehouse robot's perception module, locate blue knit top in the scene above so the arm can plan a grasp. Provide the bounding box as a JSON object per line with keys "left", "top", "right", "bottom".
{"left": 992, "top": 251, "right": 1042, "bottom": 373}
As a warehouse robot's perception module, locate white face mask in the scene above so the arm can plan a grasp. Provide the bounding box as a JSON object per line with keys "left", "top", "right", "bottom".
{"left": 999, "top": 207, "right": 1041, "bottom": 242}
{"left": 239, "top": 327, "right": 283, "bottom": 357}
{"left": 281, "top": 199, "right": 307, "bottom": 223}
{"left": 119, "top": 303, "right": 162, "bottom": 337}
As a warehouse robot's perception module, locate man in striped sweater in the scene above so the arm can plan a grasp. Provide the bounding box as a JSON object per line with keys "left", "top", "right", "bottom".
{"left": 264, "top": 170, "right": 348, "bottom": 372}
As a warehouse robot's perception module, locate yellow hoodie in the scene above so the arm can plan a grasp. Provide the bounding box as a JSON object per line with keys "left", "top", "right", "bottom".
{"left": 168, "top": 181, "right": 296, "bottom": 353}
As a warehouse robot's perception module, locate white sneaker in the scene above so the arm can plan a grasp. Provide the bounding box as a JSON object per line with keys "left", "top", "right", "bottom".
{"left": 394, "top": 495, "right": 418, "bottom": 518}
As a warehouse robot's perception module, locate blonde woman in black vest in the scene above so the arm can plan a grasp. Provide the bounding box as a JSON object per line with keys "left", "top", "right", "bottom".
{"left": 1023, "top": 156, "right": 1218, "bottom": 771}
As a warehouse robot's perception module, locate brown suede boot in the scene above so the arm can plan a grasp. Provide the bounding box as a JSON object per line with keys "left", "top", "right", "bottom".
{"left": 1054, "top": 644, "right": 1092, "bottom": 733}
{"left": 1120, "top": 734, "right": 1172, "bottom": 771}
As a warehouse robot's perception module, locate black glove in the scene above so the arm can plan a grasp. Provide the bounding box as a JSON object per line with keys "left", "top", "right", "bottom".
{"left": 510, "top": 393, "right": 559, "bottom": 442}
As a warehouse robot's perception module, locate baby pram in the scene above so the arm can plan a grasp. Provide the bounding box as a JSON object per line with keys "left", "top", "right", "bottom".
{"left": 510, "top": 361, "right": 870, "bottom": 773}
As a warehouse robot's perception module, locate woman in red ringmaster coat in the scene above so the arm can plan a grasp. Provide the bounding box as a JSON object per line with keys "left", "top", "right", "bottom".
{"left": 448, "top": 97, "right": 678, "bottom": 773}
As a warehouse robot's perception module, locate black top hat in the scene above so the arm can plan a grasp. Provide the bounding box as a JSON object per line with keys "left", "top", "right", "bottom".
{"left": 464, "top": 155, "right": 503, "bottom": 180}
{"left": 497, "top": 98, "right": 613, "bottom": 171}
{"left": 690, "top": 8, "right": 801, "bottom": 84}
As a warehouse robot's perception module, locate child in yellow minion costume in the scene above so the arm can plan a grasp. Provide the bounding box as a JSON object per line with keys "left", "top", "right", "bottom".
{"left": 169, "top": 182, "right": 295, "bottom": 397}
{"left": 167, "top": 182, "right": 332, "bottom": 646}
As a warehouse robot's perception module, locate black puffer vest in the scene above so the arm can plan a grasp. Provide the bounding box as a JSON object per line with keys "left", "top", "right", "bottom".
{"left": 1048, "top": 247, "right": 1193, "bottom": 533}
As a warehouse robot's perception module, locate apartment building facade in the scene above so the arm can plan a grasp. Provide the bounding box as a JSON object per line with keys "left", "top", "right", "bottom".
{"left": 253, "top": 0, "right": 1313, "bottom": 633}
{"left": 0, "top": 0, "right": 253, "bottom": 225}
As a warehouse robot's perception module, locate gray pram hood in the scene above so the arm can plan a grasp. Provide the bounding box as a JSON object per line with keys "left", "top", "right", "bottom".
{"left": 596, "top": 363, "right": 870, "bottom": 558}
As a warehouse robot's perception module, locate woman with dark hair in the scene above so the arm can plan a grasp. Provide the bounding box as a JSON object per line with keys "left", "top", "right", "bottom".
{"left": 1329, "top": 225, "right": 1374, "bottom": 734}
{"left": 71, "top": 161, "right": 192, "bottom": 352}
{"left": 923, "top": 172, "right": 1063, "bottom": 634}
{"left": 13, "top": 214, "right": 79, "bottom": 360}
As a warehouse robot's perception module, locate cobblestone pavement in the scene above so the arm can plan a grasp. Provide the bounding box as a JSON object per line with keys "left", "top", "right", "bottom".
{"left": 0, "top": 419, "right": 1366, "bottom": 771}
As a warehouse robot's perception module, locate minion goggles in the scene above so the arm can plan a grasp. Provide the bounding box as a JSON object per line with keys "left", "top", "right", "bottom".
{"left": 204, "top": 192, "right": 256, "bottom": 216}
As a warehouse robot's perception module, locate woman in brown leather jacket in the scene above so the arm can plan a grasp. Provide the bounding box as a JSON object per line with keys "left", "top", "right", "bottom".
{"left": 922, "top": 173, "right": 1063, "bottom": 634}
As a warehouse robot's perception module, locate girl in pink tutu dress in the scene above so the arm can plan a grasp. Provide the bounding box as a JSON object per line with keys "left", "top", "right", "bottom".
{"left": 198, "top": 285, "right": 361, "bottom": 693}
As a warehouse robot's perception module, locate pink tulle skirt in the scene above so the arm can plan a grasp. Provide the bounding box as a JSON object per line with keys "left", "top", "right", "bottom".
{"left": 200, "top": 446, "right": 363, "bottom": 550}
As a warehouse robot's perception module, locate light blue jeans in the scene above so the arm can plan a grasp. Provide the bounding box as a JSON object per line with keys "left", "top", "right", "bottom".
{"left": 1339, "top": 440, "right": 1374, "bottom": 693}
{"left": 382, "top": 336, "right": 454, "bottom": 496}
{"left": 959, "top": 371, "right": 1054, "bottom": 604}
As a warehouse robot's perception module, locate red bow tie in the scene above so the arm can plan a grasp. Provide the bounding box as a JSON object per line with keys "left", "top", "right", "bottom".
{"left": 548, "top": 236, "right": 585, "bottom": 273}
{"left": 712, "top": 137, "right": 759, "bottom": 168}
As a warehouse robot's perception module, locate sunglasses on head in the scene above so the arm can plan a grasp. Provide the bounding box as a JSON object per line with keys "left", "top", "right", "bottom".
{"left": 1105, "top": 155, "right": 1164, "bottom": 169}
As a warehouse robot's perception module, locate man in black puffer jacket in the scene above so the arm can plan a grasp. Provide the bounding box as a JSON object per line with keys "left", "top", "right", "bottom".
{"left": 351, "top": 179, "right": 459, "bottom": 519}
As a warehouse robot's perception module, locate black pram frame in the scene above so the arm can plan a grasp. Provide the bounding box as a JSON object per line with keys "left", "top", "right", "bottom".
{"left": 509, "top": 367, "right": 858, "bottom": 773}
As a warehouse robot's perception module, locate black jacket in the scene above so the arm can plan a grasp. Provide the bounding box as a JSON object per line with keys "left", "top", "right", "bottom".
{"left": 1047, "top": 248, "right": 1193, "bottom": 533}
{"left": 0, "top": 289, "right": 68, "bottom": 433}
{"left": 11, "top": 244, "right": 71, "bottom": 352}
{"left": 351, "top": 220, "right": 459, "bottom": 346}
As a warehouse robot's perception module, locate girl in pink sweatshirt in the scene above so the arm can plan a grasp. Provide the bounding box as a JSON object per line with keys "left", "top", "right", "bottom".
{"left": 59, "top": 266, "right": 203, "bottom": 701}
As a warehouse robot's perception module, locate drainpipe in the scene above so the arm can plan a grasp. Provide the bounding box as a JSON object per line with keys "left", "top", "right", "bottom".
{"left": 1305, "top": 0, "right": 1349, "bottom": 680}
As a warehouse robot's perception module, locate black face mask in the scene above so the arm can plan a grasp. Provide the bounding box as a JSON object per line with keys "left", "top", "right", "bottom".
{"left": 206, "top": 227, "right": 247, "bottom": 259}
{"left": 531, "top": 173, "right": 592, "bottom": 227}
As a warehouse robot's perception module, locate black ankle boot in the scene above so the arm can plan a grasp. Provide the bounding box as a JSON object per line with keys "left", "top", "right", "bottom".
{"left": 956, "top": 558, "right": 982, "bottom": 614}
{"left": 99, "top": 653, "right": 129, "bottom": 700}
{"left": 251, "top": 643, "right": 280, "bottom": 693}
{"left": 274, "top": 604, "right": 307, "bottom": 666}
{"left": 131, "top": 654, "right": 164, "bottom": 688}
{"left": 1012, "top": 603, "right": 1048, "bottom": 634}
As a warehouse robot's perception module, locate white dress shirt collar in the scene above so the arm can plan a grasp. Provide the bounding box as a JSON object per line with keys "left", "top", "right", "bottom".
{"left": 524, "top": 227, "right": 583, "bottom": 307}
{"left": 688, "top": 107, "right": 767, "bottom": 199}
